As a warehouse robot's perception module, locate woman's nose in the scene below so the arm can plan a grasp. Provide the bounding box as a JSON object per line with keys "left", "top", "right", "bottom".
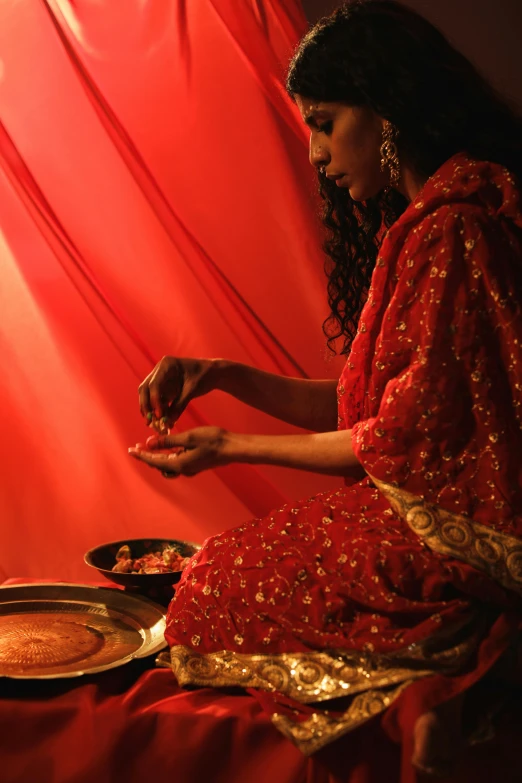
{"left": 309, "top": 136, "right": 329, "bottom": 170}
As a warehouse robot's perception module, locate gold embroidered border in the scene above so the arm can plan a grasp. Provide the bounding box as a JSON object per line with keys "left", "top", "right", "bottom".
{"left": 370, "top": 475, "right": 522, "bottom": 594}
{"left": 272, "top": 680, "right": 412, "bottom": 755}
{"left": 165, "top": 645, "right": 417, "bottom": 755}
{"left": 168, "top": 645, "right": 425, "bottom": 753}
{"left": 168, "top": 614, "right": 479, "bottom": 706}
{"left": 169, "top": 645, "right": 431, "bottom": 703}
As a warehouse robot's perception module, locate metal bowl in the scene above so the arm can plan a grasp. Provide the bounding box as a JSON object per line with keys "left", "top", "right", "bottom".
{"left": 84, "top": 538, "right": 201, "bottom": 588}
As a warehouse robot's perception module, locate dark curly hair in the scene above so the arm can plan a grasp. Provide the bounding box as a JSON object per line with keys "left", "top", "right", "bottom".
{"left": 286, "top": 0, "right": 522, "bottom": 354}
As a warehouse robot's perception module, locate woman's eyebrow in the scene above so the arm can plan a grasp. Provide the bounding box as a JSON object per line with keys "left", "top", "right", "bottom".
{"left": 304, "top": 110, "right": 330, "bottom": 127}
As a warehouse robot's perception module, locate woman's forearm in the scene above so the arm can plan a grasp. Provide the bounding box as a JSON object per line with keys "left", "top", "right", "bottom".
{"left": 226, "top": 429, "right": 364, "bottom": 478}
{"left": 210, "top": 360, "right": 338, "bottom": 432}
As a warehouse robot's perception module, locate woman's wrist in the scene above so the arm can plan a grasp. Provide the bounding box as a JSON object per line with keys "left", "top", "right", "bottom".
{"left": 220, "top": 430, "right": 253, "bottom": 464}
{"left": 207, "top": 358, "right": 236, "bottom": 394}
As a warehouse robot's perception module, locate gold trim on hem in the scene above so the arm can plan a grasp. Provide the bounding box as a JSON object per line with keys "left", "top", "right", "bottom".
{"left": 167, "top": 611, "right": 484, "bottom": 752}
{"left": 370, "top": 475, "right": 522, "bottom": 594}
{"left": 168, "top": 609, "right": 479, "bottom": 704}
{"left": 272, "top": 681, "right": 412, "bottom": 755}
{"left": 169, "top": 645, "right": 433, "bottom": 704}
{"left": 169, "top": 644, "right": 428, "bottom": 753}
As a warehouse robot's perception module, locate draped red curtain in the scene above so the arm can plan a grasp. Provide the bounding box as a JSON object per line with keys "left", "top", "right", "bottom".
{"left": 0, "top": 0, "right": 344, "bottom": 581}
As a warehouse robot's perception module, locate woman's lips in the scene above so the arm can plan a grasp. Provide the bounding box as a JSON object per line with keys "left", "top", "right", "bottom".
{"left": 325, "top": 172, "right": 349, "bottom": 187}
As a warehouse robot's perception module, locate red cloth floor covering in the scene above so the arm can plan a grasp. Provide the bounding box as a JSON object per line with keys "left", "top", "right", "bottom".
{"left": 1, "top": 579, "right": 522, "bottom": 783}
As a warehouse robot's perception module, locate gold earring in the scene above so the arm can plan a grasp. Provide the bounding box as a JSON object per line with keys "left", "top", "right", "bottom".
{"left": 380, "top": 121, "right": 400, "bottom": 187}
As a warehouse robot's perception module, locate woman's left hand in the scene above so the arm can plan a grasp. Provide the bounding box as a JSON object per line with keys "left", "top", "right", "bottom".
{"left": 129, "top": 427, "right": 363, "bottom": 480}
{"left": 128, "top": 427, "right": 233, "bottom": 478}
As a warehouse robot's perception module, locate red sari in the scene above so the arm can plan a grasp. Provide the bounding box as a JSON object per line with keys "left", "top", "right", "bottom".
{"left": 164, "top": 153, "right": 522, "bottom": 758}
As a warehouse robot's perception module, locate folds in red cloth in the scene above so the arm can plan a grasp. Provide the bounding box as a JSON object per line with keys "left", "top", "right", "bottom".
{"left": 0, "top": 0, "right": 344, "bottom": 582}
{"left": 1, "top": 660, "right": 521, "bottom": 783}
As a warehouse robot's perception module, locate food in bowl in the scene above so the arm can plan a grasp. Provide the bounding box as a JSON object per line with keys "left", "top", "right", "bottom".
{"left": 112, "top": 543, "right": 190, "bottom": 575}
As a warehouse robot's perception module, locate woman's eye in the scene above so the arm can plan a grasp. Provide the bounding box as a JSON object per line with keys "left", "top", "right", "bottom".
{"left": 318, "top": 121, "right": 333, "bottom": 135}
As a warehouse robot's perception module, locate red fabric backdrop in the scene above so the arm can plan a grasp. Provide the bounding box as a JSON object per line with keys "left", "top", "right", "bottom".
{"left": 0, "top": 0, "right": 345, "bottom": 582}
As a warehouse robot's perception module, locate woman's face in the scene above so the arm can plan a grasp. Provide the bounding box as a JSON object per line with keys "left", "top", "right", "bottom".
{"left": 295, "top": 95, "right": 389, "bottom": 201}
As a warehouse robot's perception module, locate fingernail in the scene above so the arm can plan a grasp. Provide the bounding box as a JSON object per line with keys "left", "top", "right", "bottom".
{"left": 146, "top": 412, "right": 153, "bottom": 423}
{"left": 128, "top": 447, "right": 141, "bottom": 454}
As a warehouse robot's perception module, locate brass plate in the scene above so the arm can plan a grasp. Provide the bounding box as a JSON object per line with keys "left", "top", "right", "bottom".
{"left": 0, "top": 583, "right": 167, "bottom": 679}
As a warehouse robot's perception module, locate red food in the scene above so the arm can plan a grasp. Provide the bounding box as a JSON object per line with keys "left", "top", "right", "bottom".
{"left": 112, "top": 558, "right": 134, "bottom": 573}
{"left": 111, "top": 544, "right": 189, "bottom": 574}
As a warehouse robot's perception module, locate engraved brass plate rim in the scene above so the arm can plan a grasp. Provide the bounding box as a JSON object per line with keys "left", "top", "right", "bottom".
{"left": 0, "top": 583, "right": 167, "bottom": 680}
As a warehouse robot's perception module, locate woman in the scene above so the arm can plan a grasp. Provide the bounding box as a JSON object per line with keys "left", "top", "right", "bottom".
{"left": 129, "top": 1, "right": 522, "bottom": 777}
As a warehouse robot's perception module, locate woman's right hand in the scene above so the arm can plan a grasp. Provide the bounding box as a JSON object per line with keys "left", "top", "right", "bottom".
{"left": 138, "top": 357, "right": 217, "bottom": 431}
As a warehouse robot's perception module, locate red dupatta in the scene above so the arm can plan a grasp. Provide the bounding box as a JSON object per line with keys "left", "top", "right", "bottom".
{"left": 344, "top": 152, "right": 522, "bottom": 592}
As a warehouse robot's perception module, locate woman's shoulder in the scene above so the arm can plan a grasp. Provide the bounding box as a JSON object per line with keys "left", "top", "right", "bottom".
{"left": 389, "top": 153, "right": 522, "bottom": 251}
{"left": 418, "top": 153, "right": 519, "bottom": 219}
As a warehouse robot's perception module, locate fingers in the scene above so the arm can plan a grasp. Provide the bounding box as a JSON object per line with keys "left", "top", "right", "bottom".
{"left": 138, "top": 368, "right": 171, "bottom": 425}
{"left": 128, "top": 446, "right": 193, "bottom": 478}
{"left": 138, "top": 357, "right": 191, "bottom": 431}
{"left": 143, "top": 432, "right": 192, "bottom": 450}
{"left": 164, "top": 400, "right": 185, "bottom": 428}
{"left": 138, "top": 370, "right": 154, "bottom": 420}
{"left": 150, "top": 357, "right": 184, "bottom": 420}
{"left": 151, "top": 399, "right": 187, "bottom": 433}
{"left": 128, "top": 426, "right": 217, "bottom": 479}
{"left": 139, "top": 358, "right": 177, "bottom": 422}
{"left": 149, "top": 415, "right": 172, "bottom": 436}
{"left": 148, "top": 365, "right": 166, "bottom": 420}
